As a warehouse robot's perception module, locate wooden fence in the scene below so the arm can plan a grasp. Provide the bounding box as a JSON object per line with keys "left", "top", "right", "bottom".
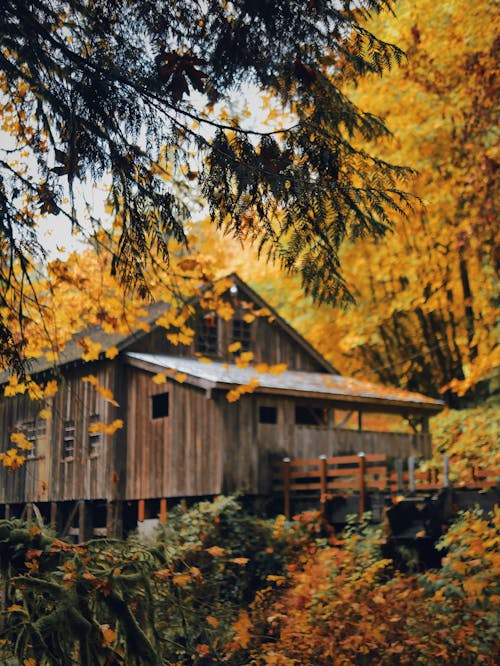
{"left": 272, "top": 453, "right": 499, "bottom": 520}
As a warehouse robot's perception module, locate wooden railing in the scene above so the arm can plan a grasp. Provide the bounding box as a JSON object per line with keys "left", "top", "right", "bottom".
{"left": 272, "top": 453, "right": 387, "bottom": 519}
{"left": 272, "top": 454, "right": 499, "bottom": 520}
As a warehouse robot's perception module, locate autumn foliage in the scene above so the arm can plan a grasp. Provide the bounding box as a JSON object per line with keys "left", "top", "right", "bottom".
{"left": 0, "top": 499, "right": 499, "bottom": 665}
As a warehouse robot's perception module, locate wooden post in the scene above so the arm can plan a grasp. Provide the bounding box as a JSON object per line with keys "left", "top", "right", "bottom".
{"left": 78, "top": 500, "right": 93, "bottom": 542}
{"left": 395, "top": 459, "right": 404, "bottom": 492}
{"left": 443, "top": 455, "right": 450, "bottom": 488}
{"left": 26, "top": 503, "right": 33, "bottom": 526}
{"left": 358, "top": 452, "right": 366, "bottom": 519}
{"left": 138, "top": 499, "right": 145, "bottom": 522}
{"left": 283, "top": 457, "right": 291, "bottom": 520}
{"left": 319, "top": 455, "right": 327, "bottom": 516}
{"left": 358, "top": 412, "right": 363, "bottom": 431}
{"left": 159, "top": 498, "right": 167, "bottom": 524}
{"left": 105, "top": 500, "right": 123, "bottom": 538}
{"left": 50, "top": 502, "right": 58, "bottom": 531}
{"left": 408, "top": 456, "right": 416, "bottom": 493}
{"left": 4, "top": 504, "right": 10, "bottom": 520}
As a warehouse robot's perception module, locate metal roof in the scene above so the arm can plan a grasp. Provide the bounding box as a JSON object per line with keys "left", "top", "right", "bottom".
{"left": 125, "top": 352, "right": 444, "bottom": 414}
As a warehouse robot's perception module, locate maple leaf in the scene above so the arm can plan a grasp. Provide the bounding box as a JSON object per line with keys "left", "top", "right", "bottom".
{"left": 231, "top": 611, "right": 252, "bottom": 649}
{"left": 153, "top": 372, "right": 167, "bottom": 384}
{"left": 206, "top": 545, "right": 226, "bottom": 557}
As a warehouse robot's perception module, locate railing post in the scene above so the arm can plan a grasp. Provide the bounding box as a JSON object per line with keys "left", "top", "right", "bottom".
{"left": 358, "top": 452, "right": 366, "bottom": 520}
{"left": 283, "top": 457, "right": 291, "bottom": 520}
{"left": 395, "top": 459, "right": 404, "bottom": 492}
{"left": 408, "top": 456, "right": 416, "bottom": 493}
{"left": 319, "top": 454, "right": 327, "bottom": 517}
{"left": 443, "top": 455, "right": 450, "bottom": 488}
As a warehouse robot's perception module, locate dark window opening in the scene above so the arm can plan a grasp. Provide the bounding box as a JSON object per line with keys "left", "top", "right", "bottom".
{"left": 63, "top": 420, "right": 75, "bottom": 459}
{"left": 295, "top": 406, "right": 329, "bottom": 426}
{"left": 195, "top": 312, "right": 218, "bottom": 354}
{"left": 259, "top": 406, "right": 278, "bottom": 424}
{"left": 152, "top": 392, "right": 169, "bottom": 419}
{"left": 232, "top": 318, "right": 252, "bottom": 352}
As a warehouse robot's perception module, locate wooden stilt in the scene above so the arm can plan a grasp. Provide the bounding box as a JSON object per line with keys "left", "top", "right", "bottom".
{"left": 138, "top": 499, "right": 145, "bottom": 522}
{"left": 50, "top": 502, "right": 58, "bottom": 531}
{"left": 159, "top": 498, "right": 167, "bottom": 524}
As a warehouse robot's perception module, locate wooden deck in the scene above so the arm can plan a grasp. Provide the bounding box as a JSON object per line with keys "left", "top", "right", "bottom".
{"left": 272, "top": 454, "right": 499, "bottom": 520}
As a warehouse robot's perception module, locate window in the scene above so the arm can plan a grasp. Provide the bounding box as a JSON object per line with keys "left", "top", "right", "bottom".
{"left": 195, "top": 312, "right": 218, "bottom": 354}
{"left": 17, "top": 419, "right": 37, "bottom": 458}
{"left": 295, "top": 406, "right": 329, "bottom": 426}
{"left": 88, "top": 414, "right": 101, "bottom": 457}
{"left": 63, "top": 420, "right": 75, "bottom": 459}
{"left": 232, "top": 318, "right": 252, "bottom": 352}
{"left": 16, "top": 418, "right": 47, "bottom": 458}
{"left": 259, "top": 406, "right": 278, "bottom": 424}
{"left": 152, "top": 392, "right": 169, "bottom": 419}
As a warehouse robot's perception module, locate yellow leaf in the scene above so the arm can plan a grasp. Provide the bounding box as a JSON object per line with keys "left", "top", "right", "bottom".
{"left": 232, "top": 610, "right": 252, "bottom": 649}
{"left": 10, "top": 432, "right": 33, "bottom": 451}
{"left": 82, "top": 374, "right": 99, "bottom": 385}
{"left": 96, "top": 385, "right": 119, "bottom": 406}
{"left": 44, "top": 380, "right": 59, "bottom": 398}
{"left": 206, "top": 545, "right": 226, "bottom": 557}
{"left": 173, "top": 572, "right": 192, "bottom": 588}
{"left": 174, "top": 373, "right": 187, "bottom": 383}
{"left": 38, "top": 408, "right": 51, "bottom": 420}
{"left": 78, "top": 337, "right": 102, "bottom": 361}
{"left": 7, "top": 604, "right": 23, "bottom": 612}
{"left": 105, "top": 346, "right": 119, "bottom": 359}
{"left": 268, "top": 363, "right": 287, "bottom": 375}
{"left": 153, "top": 372, "right": 167, "bottom": 384}
{"left": 243, "top": 313, "right": 255, "bottom": 323}
{"left": 228, "top": 341, "right": 242, "bottom": 353}
{"left": 100, "top": 624, "right": 117, "bottom": 647}
{"left": 226, "top": 389, "right": 240, "bottom": 402}
{"left": 206, "top": 615, "right": 219, "bottom": 628}
{"left": 229, "top": 557, "right": 250, "bottom": 566}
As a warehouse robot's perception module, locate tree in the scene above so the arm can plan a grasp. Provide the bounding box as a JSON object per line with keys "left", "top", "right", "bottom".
{"left": 243, "top": 0, "right": 498, "bottom": 405}
{"left": 0, "top": 0, "right": 411, "bottom": 373}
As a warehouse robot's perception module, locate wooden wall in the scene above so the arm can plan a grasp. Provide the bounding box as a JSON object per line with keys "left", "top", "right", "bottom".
{"left": 127, "top": 304, "right": 326, "bottom": 371}
{"left": 124, "top": 365, "right": 223, "bottom": 500}
{"left": 0, "top": 360, "right": 120, "bottom": 504}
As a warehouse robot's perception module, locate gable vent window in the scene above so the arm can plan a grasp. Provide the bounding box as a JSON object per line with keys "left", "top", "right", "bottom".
{"left": 259, "top": 406, "right": 277, "bottom": 424}
{"left": 152, "top": 392, "right": 169, "bottom": 419}
{"left": 295, "top": 406, "right": 329, "bottom": 426}
{"left": 88, "top": 414, "right": 101, "bottom": 457}
{"left": 195, "top": 312, "right": 218, "bottom": 354}
{"left": 232, "top": 318, "right": 252, "bottom": 352}
{"left": 63, "top": 420, "right": 75, "bottom": 459}
{"left": 16, "top": 417, "right": 47, "bottom": 459}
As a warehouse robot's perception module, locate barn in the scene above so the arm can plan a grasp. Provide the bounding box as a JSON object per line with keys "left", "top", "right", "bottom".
{"left": 0, "top": 274, "right": 443, "bottom": 538}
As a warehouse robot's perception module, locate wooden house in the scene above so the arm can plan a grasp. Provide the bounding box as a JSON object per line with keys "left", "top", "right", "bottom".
{"left": 0, "top": 274, "right": 443, "bottom": 538}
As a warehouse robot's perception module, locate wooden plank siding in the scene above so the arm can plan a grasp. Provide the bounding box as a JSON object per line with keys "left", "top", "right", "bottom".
{"left": 0, "top": 360, "right": 120, "bottom": 504}
{"left": 124, "top": 365, "right": 223, "bottom": 500}
{"left": 127, "top": 308, "right": 326, "bottom": 372}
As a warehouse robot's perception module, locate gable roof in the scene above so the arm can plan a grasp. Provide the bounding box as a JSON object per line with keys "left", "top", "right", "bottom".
{"left": 125, "top": 352, "right": 444, "bottom": 414}
{"left": 0, "top": 274, "right": 334, "bottom": 382}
